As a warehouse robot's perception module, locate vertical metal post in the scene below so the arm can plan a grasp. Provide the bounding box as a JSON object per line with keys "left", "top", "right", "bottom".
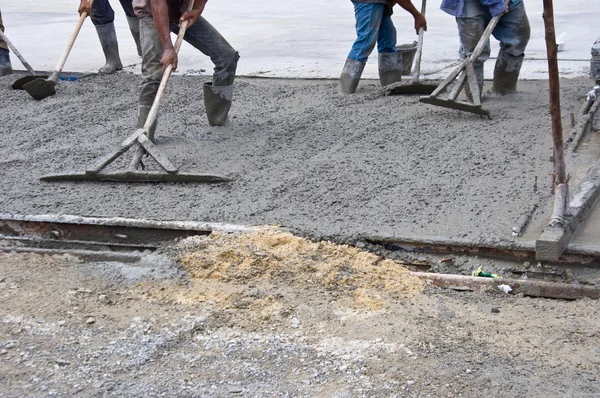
{"left": 542, "top": 0, "right": 566, "bottom": 184}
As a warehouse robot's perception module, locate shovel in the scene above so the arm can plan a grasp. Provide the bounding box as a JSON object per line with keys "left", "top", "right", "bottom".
{"left": 388, "top": 0, "right": 438, "bottom": 95}
{"left": 19, "top": 0, "right": 93, "bottom": 100}
{"left": 0, "top": 30, "right": 45, "bottom": 88}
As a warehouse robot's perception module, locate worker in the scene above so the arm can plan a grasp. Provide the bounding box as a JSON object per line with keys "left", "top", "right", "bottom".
{"left": 440, "top": 0, "right": 531, "bottom": 100}
{"left": 339, "top": 0, "right": 427, "bottom": 94}
{"left": 132, "top": 0, "right": 239, "bottom": 128}
{"left": 78, "top": 0, "right": 142, "bottom": 74}
{"left": 591, "top": 37, "right": 600, "bottom": 83}
{"left": 0, "top": 9, "right": 13, "bottom": 77}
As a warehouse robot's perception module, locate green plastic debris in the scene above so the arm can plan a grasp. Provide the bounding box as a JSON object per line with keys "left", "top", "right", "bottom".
{"left": 472, "top": 266, "right": 501, "bottom": 278}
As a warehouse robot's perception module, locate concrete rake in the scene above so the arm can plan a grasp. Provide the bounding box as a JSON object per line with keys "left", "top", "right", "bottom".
{"left": 419, "top": 4, "right": 507, "bottom": 118}
{"left": 41, "top": 0, "right": 231, "bottom": 184}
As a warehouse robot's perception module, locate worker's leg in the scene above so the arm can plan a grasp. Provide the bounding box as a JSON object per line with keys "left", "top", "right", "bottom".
{"left": 138, "top": 16, "right": 163, "bottom": 139}
{"left": 91, "top": 0, "right": 123, "bottom": 74}
{"left": 0, "top": 10, "right": 13, "bottom": 76}
{"left": 340, "top": 2, "right": 385, "bottom": 94}
{"left": 377, "top": 10, "right": 402, "bottom": 86}
{"left": 455, "top": 0, "right": 491, "bottom": 100}
{"left": 118, "top": 0, "right": 142, "bottom": 56}
{"left": 171, "top": 17, "right": 239, "bottom": 126}
{"left": 592, "top": 37, "right": 600, "bottom": 84}
{"left": 491, "top": 0, "right": 530, "bottom": 94}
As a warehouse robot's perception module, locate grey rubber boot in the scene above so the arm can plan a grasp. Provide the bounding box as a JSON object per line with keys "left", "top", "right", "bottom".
{"left": 204, "top": 83, "right": 233, "bottom": 126}
{"left": 464, "top": 63, "right": 484, "bottom": 103}
{"left": 0, "top": 48, "right": 12, "bottom": 77}
{"left": 378, "top": 52, "right": 403, "bottom": 87}
{"left": 126, "top": 16, "right": 142, "bottom": 57}
{"left": 339, "top": 58, "right": 366, "bottom": 95}
{"left": 96, "top": 22, "right": 123, "bottom": 74}
{"left": 138, "top": 105, "right": 158, "bottom": 141}
{"left": 591, "top": 37, "right": 600, "bottom": 84}
{"left": 492, "top": 55, "right": 523, "bottom": 95}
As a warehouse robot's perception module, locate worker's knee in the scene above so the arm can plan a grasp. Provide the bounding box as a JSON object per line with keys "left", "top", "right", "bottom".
{"left": 213, "top": 49, "right": 239, "bottom": 86}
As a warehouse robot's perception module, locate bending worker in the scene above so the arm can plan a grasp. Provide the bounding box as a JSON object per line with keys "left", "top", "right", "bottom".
{"left": 79, "top": 0, "right": 142, "bottom": 74}
{"left": 440, "top": 0, "right": 530, "bottom": 99}
{"left": 132, "top": 0, "right": 239, "bottom": 129}
{"left": 0, "top": 9, "right": 13, "bottom": 77}
{"left": 339, "top": 0, "right": 427, "bottom": 95}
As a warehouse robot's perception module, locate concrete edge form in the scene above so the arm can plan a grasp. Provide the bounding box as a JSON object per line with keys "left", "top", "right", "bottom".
{"left": 0, "top": 213, "right": 257, "bottom": 234}
{"left": 414, "top": 272, "right": 600, "bottom": 300}
{"left": 536, "top": 158, "right": 600, "bottom": 261}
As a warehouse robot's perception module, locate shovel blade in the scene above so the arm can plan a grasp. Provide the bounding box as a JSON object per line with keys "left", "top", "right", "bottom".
{"left": 389, "top": 83, "right": 439, "bottom": 95}
{"left": 12, "top": 75, "right": 48, "bottom": 90}
{"left": 23, "top": 78, "right": 56, "bottom": 101}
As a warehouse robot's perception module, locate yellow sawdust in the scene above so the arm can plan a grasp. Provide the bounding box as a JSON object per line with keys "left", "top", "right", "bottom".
{"left": 175, "top": 226, "right": 424, "bottom": 309}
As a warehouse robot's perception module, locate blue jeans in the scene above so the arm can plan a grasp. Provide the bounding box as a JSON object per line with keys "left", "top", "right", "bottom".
{"left": 348, "top": 2, "right": 397, "bottom": 63}
{"left": 139, "top": 16, "right": 239, "bottom": 106}
{"left": 456, "top": 0, "right": 530, "bottom": 72}
{"left": 91, "top": 0, "right": 135, "bottom": 26}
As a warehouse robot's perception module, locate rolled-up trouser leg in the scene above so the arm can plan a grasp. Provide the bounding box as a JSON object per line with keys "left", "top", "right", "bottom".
{"left": 171, "top": 17, "right": 239, "bottom": 125}
{"left": 0, "top": 10, "right": 13, "bottom": 76}
{"left": 138, "top": 17, "right": 163, "bottom": 139}
{"left": 491, "top": 0, "right": 530, "bottom": 94}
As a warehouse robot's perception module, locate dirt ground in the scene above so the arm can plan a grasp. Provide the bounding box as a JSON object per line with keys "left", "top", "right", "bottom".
{"left": 0, "top": 74, "right": 596, "bottom": 245}
{"left": 1, "top": 229, "right": 600, "bottom": 397}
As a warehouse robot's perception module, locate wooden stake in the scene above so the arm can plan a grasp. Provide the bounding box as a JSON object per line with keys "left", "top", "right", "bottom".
{"left": 542, "top": 0, "right": 566, "bottom": 184}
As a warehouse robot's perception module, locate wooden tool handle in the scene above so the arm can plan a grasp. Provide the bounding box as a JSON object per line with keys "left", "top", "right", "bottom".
{"left": 0, "top": 30, "right": 35, "bottom": 74}
{"left": 142, "top": 0, "right": 196, "bottom": 132}
{"left": 410, "top": 0, "right": 427, "bottom": 83}
{"left": 49, "top": 0, "right": 95, "bottom": 83}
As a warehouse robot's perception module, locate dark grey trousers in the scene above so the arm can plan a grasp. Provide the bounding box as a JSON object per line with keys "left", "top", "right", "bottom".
{"left": 139, "top": 16, "right": 239, "bottom": 107}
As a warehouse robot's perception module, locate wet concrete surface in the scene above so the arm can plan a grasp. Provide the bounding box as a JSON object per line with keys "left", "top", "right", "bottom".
{"left": 1, "top": 73, "right": 598, "bottom": 249}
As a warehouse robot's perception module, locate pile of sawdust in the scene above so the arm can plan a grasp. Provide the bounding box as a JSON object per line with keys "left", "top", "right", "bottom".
{"left": 173, "top": 226, "right": 424, "bottom": 310}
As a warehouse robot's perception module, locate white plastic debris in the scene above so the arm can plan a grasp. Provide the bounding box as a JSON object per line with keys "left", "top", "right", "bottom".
{"left": 557, "top": 32, "right": 567, "bottom": 52}
{"left": 497, "top": 284, "right": 512, "bottom": 294}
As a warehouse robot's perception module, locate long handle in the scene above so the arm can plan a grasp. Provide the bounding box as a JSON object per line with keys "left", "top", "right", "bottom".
{"left": 410, "top": 0, "right": 427, "bottom": 83}
{"left": 468, "top": 0, "right": 509, "bottom": 63}
{"left": 49, "top": 0, "right": 95, "bottom": 83}
{"left": 142, "top": 0, "right": 196, "bottom": 132}
{"left": 0, "top": 30, "right": 35, "bottom": 74}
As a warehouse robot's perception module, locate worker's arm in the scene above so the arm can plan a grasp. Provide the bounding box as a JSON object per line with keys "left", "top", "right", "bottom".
{"left": 391, "top": 0, "right": 427, "bottom": 35}
{"left": 150, "top": 0, "right": 177, "bottom": 71}
{"left": 78, "top": 0, "right": 91, "bottom": 17}
{"left": 180, "top": 0, "right": 208, "bottom": 27}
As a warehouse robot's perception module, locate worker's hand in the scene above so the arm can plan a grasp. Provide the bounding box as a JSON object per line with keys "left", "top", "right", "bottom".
{"left": 161, "top": 46, "right": 178, "bottom": 72}
{"left": 414, "top": 14, "right": 427, "bottom": 35}
{"left": 502, "top": 4, "right": 510, "bottom": 15}
{"left": 78, "top": 0, "right": 91, "bottom": 17}
{"left": 180, "top": 8, "right": 204, "bottom": 28}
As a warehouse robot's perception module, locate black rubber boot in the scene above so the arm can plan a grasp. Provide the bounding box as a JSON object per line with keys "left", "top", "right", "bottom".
{"left": 339, "top": 58, "right": 366, "bottom": 95}
{"left": 492, "top": 55, "right": 523, "bottom": 95}
{"left": 0, "top": 47, "right": 13, "bottom": 77}
{"left": 204, "top": 83, "right": 233, "bottom": 126}
{"left": 126, "top": 16, "right": 142, "bottom": 57}
{"left": 96, "top": 22, "right": 123, "bottom": 74}
{"left": 378, "top": 52, "right": 403, "bottom": 87}
{"left": 138, "top": 105, "right": 158, "bottom": 141}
